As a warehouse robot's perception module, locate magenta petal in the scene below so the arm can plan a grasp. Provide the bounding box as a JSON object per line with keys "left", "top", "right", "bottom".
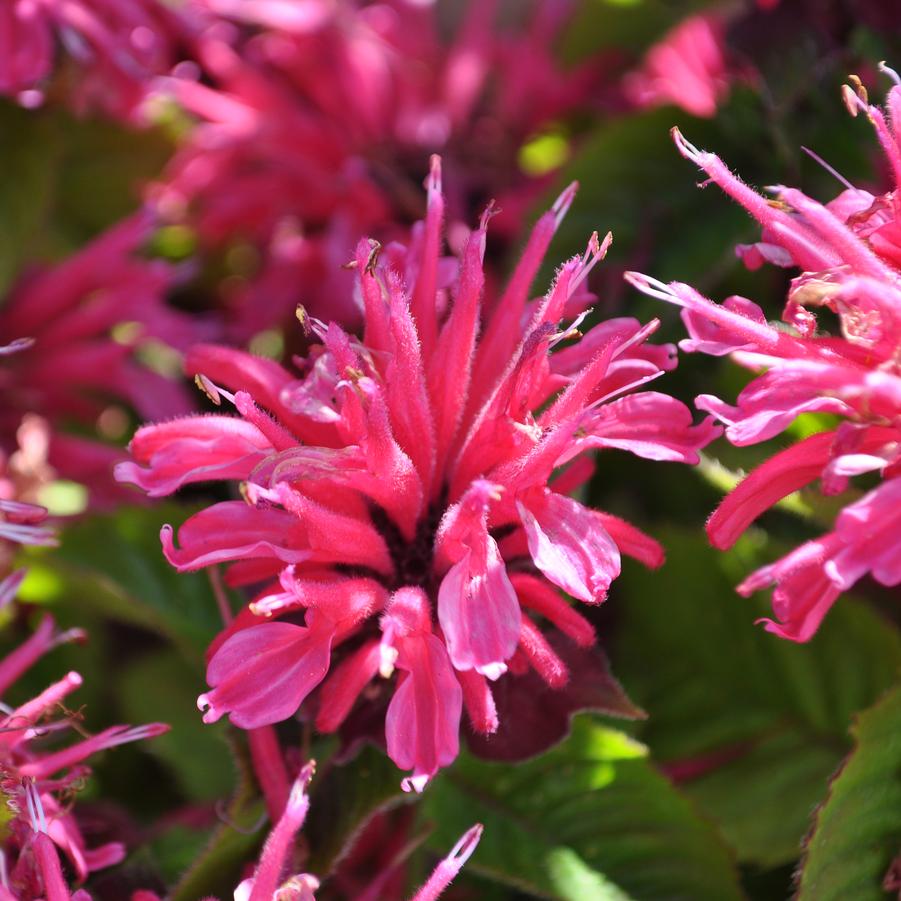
{"left": 385, "top": 633, "right": 462, "bottom": 792}
{"left": 199, "top": 620, "right": 333, "bottom": 728}
{"left": 437, "top": 544, "right": 521, "bottom": 680}
{"left": 517, "top": 489, "right": 620, "bottom": 603}
{"left": 161, "top": 501, "right": 311, "bottom": 571}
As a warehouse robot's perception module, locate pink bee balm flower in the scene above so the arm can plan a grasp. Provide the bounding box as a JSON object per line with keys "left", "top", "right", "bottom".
{"left": 624, "top": 14, "right": 731, "bottom": 118}
{"left": 0, "top": 0, "right": 200, "bottom": 121}
{"left": 0, "top": 214, "right": 203, "bottom": 506}
{"left": 147, "top": 0, "right": 606, "bottom": 337}
{"left": 0, "top": 414, "right": 58, "bottom": 576}
{"left": 0, "top": 579, "right": 168, "bottom": 900}
{"left": 627, "top": 79, "right": 901, "bottom": 640}
{"left": 119, "top": 164, "right": 717, "bottom": 788}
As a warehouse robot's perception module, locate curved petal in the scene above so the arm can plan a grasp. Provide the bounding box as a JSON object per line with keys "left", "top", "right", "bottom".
{"left": 199, "top": 620, "right": 333, "bottom": 728}
{"left": 386, "top": 633, "right": 462, "bottom": 792}
{"left": 517, "top": 489, "right": 620, "bottom": 603}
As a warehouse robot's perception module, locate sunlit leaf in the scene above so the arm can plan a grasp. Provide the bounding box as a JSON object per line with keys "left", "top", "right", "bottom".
{"left": 423, "top": 718, "right": 743, "bottom": 900}
{"left": 798, "top": 682, "right": 901, "bottom": 901}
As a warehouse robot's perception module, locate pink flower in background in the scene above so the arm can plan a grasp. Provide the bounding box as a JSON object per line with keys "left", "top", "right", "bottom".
{"left": 120, "top": 164, "right": 717, "bottom": 788}
{"left": 0, "top": 413, "right": 57, "bottom": 577}
{"left": 0, "top": 214, "right": 204, "bottom": 506}
{"left": 624, "top": 14, "right": 730, "bottom": 118}
{"left": 0, "top": 0, "right": 200, "bottom": 120}
{"left": 131, "top": 763, "right": 481, "bottom": 901}
{"left": 627, "top": 80, "right": 901, "bottom": 640}
{"left": 0, "top": 578, "right": 167, "bottom": 900}
{"left": 147, "top": 0, "right": 606, "bottom": 338}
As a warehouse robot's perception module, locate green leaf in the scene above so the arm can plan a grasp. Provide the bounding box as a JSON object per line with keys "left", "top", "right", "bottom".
{"left": 422, "top": 719, "right": 744, "bottom": 901}
{"left": 305, "top": 745, "right": 408, "bottom": 876}
{"left": 171, "top": 734, "right": 265, "bottom": 901}
{"left": 0, "top": 100, "right": 171, "bottom": 291}
{"left": 25, "top": 503, "right": 227, "bottom": 657}
{"left": 118, "top": 649, "right": 235, "bottom": 802}
{"left": 0, "top": 102, "right": 59, "bottom": 294}
{"left": 798, "top": 682, "right": 901, "bottom": 901}
{"left": 611, "top": 526, "right": 901, "bottom": 867}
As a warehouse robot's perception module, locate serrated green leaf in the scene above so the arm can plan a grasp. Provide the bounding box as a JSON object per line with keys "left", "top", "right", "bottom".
{"left": 422, "top": 718, "right": 744, "bottom": 901}
{"left": 798, "top": 682, "right": 901, "bottom": 901}
{"left": 611, "top": 527, "right": 901, "bottom": 867}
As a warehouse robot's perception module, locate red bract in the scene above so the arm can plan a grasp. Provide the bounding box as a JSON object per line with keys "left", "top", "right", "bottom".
{"left": 0, "top": 580, "right": 167, "bottom": 900}
{"left": 148, "top": 0, "right": 606, "bottom": 338}
{"left": 627, "top": 77, "right": 901, "bottom": 640}
{"left": 0, "top": 0, "right": 200, "bottom": 120}
{"left": 120, "top": 165, "right": 717, "bottom": 789}
{"left": 0, "top": 215, "right": 202, "bottom": 506}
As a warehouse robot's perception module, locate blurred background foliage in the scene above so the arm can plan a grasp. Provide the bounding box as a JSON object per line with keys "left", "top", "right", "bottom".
{"left": 3, "top": 0, "right": 901, "bottom": 898}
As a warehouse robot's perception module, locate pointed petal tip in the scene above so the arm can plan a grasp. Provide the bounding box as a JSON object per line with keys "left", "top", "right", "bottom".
{"left": 552, "top": 180, "right": 579, "bottom": 226}
{"left": 450, "top": 823, "right": 484, "bottom": 865}
{"left": 427, "top": 154, "right": 443, "bottom": 194}
{"left": 670, "top": 126, "right": 704, "bottom": 163}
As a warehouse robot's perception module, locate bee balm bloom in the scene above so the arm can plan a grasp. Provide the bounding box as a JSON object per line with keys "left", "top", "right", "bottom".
{"left": 0, "top": 579, "right": 168, "bottom": 900}
{"left": 119, "top": 163, "right": 717, "bottom": 788}
{"left": 0, "top": 0, "right": 199, "bottom": 120}
{"left": 0, "top": 214, "right": 200, "bottom": 506}
{"left": 627, "top": 78, "right": 901, "bottom": 641}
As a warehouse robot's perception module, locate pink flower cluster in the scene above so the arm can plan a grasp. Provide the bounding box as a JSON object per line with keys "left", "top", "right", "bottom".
{"left": 629, "top": 74, "right": 901, "bottom": 641}
{"left": 146, "top": 0, "right": 610, "bottom": 339}
{"left": 0, "top": 574, "right": 167, "bottom": 899}
{"left": 0, "top": 214, "right": 202, "bottom": 506}
{"left": 120, "top": 163, "right": 717, "bottom": 788}
{"left": 0, "top": 0, "right": 199, "bottom": 120}
{"left": 624, "top": 14, "right": 730, "bottom": 119}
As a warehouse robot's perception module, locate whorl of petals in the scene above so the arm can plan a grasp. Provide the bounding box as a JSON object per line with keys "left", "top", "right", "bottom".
{"left": 123, "top": 166, "right": 716, "bottom": 785}
{"left": 630, "top": 78, "right": 901, "bottom": 640}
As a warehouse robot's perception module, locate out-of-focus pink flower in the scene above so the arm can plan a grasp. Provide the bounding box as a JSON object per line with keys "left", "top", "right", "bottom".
{"left": 148, "top": 0, "right": 606, "bottom": 338}
{"left": 0, "top": 0, "right": 201, "bottom": 120}
{"left": 0, "top": 579, "right": 168, "bottom": 900}
{"left": 0, "top": 214, "right": 203, "bottom": 506}
{"left": 624, "top": 15, "right": 731, "bottom": 118}
{"left": 0, "top": 414, "right": 57, "bottom": 577}
{"left": 120, "top": 164, "right": 717, "bottom": 787}
{"left": 627, "top": 79, "right": 901, "bottom": 640}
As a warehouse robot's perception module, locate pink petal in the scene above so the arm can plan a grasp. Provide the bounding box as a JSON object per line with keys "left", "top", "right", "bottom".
{"left": 199, "top": 619, "right": 334, "bottom": 728}
{"left": 517, "top": 488, "right": 620, "bottom": 604}
{"left": 386, "top": 632, "right": 462, "bottom": 792}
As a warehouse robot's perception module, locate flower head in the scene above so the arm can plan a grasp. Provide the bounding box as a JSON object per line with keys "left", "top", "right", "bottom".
{"left": 120, "top": 164, "right": 717, "bottom": 787}
{"left": 628, "top": 74, "right": 901, "bottom": 640}
{"left": 0, "top": 0, "right": 200, "bottom": 120}
{"left": 0, "top": 214, "right": 202, "bottom": 506}
{"left": 0, "top": 579, "right": 168, "bottom": 900}
{"left": 147, "top": 0, "right": 607, "bottom": 338}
